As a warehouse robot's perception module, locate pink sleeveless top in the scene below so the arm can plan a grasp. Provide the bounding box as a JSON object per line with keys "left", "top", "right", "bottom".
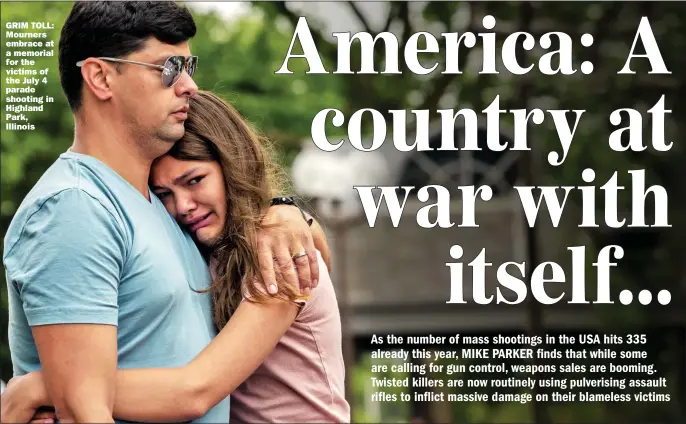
{"left": 229, "top": 252, "right": 350, "bottom": 423}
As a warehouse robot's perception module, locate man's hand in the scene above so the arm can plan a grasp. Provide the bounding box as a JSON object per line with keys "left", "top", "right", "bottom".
{"left": 258, "top": 205, "right": 321, "bottom": 296}
{"left": 0, "top": 373, "right": 51, "bottom": 424}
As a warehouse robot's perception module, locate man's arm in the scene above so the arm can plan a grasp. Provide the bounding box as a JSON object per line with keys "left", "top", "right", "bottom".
{"left": 305, "top": 212, "right": 331, "bottom": 271}
{"left": 32, "top": 325, "right": 117, "bottom": 422}
{"left": 3, "top": 189, "right": 125, "bottom": 423}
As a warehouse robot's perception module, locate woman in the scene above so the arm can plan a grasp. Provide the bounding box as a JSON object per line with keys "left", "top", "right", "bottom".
{"left": 2, "top": 91, "right": 350, "bottom": 423}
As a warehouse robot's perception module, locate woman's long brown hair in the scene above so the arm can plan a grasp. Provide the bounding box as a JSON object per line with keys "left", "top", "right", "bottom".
{"left": 161, "top": 90, "right": 300, "bottom": 330}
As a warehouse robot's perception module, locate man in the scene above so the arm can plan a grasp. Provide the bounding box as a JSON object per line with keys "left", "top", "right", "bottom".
{"left": 2, "top": 2, "right": 327, "bottom": 423}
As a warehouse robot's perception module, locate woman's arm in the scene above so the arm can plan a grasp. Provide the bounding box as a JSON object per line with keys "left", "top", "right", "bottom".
{"left": 116, "top": 298, "right": 298, "bottom": 422}
{"left": 16, "top": 298, "right": 298, "bottom": 423}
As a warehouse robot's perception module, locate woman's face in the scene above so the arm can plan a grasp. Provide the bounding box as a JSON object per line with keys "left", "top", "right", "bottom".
{"left": 151, "top": 155, "right": 227, "bottom": 246}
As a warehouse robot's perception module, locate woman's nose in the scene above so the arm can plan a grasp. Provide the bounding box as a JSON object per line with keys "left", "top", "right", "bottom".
{"left": 176, "top": 194, "right": 197, "bottom": 216}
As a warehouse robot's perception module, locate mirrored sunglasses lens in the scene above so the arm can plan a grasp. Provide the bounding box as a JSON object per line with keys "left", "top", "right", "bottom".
{"left": 162, "top": 56, "right": 184, "bottom": 87}
{"left": 187, "top": 57, "right": 197, "bottom": 77}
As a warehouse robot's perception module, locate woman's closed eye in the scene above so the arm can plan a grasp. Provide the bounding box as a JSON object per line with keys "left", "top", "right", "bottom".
{"left": 155, "top": 191, "right": 171, "bottom": 199}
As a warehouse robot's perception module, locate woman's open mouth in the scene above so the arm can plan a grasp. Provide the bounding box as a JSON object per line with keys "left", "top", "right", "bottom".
{"left": 188, "top": 212, "right": 213, "bottom": 232}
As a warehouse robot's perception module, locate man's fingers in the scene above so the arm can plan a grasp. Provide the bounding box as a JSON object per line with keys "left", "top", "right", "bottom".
{"left": 303, "top": 237, "right": 319, "bottom": 288}
{"left": 292, "top": 247, "right": 312, "bottom": 296}
{"left": 257, "top": 241, "right": 278, "bottom": 294}
{"left": 275, "top": 249, "right": 300, "bottom": 293}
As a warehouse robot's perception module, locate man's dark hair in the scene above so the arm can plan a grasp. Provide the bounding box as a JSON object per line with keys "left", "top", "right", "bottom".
{"left": 58, "top": 1, "right": 196, "bottom": 110}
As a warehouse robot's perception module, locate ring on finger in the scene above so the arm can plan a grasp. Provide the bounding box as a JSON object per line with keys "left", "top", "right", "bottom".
{"left": 292, "top": 250, "right": 308, "bottom": 260}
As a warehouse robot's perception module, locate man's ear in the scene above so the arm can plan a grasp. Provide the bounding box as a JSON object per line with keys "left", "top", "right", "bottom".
{"left": 79, "top": 58, "right": 114, "bottom": 102}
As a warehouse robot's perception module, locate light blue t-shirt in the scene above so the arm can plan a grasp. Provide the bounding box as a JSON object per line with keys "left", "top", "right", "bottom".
{"left": 3, "top": 151, "right": 229, "bottom": 423}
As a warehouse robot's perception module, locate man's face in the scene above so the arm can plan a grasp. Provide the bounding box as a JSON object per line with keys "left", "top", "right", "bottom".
{"left": 110, "top": 38, "right": 198, "bottom": 149}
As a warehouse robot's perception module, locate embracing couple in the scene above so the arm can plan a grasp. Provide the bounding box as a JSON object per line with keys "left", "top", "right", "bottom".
{"left": 1, "top": 2, "right": 350, "bottom": 423}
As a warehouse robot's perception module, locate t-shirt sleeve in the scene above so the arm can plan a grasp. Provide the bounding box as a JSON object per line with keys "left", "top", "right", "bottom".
{"left": 4, "top": 189, "right": 127, "bottom": 327}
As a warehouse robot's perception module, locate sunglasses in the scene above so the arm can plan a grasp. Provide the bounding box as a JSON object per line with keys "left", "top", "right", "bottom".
{"left": 76, "top": 55, "right": 198, "bottom": 88}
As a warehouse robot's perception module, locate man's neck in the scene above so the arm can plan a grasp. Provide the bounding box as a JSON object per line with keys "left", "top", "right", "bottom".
{"left": 72, "top": 117, "right": 155, "bottom": 201}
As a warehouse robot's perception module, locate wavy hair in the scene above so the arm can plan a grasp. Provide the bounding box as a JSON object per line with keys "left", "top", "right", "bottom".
{"left": 161, "top": 90, "right": 300, "bottom": 330}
